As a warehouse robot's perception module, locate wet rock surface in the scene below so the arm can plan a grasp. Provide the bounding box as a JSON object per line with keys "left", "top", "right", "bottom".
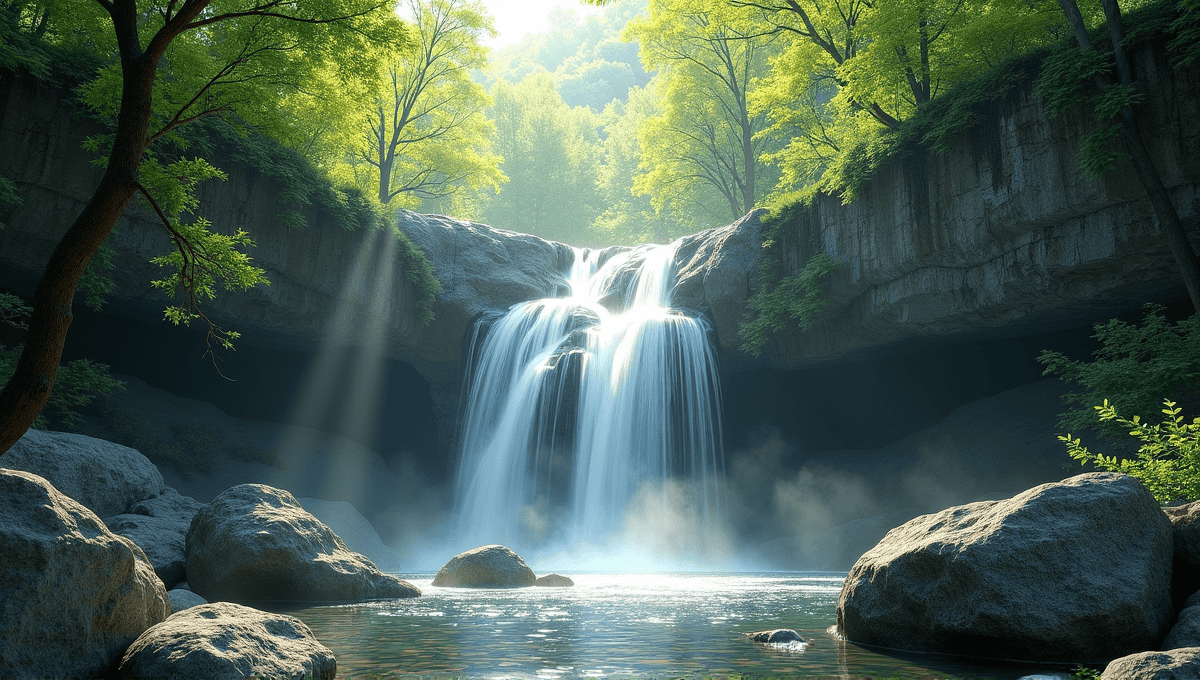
{"left": 837, "top": 473, "right": 1173, "bottom": 663}
{"left": 746, "top": 629, "right": 805, "bottom": 644}
{"left": 534, "top": 573, "right": 575, "bottom": 587}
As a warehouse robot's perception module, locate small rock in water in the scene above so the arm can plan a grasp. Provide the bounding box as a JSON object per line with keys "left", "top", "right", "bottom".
{"left": 535, "top": 573, "right": 574, "bottom": 587}
{"left": 746, "top": 629, "right": 805, "bottom": 645}
{"left": 432, "top": 544, "right": 536, "bottom": 588}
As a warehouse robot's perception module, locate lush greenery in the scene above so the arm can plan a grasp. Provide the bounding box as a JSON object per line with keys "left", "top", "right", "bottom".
{"left": 0, "top": 293, "right": 122, "bottom": 430}
{"left": 1039, "top": 306, "right": 1200, "bottom": 443}
{"left": 1060, "top": 398, "right": 1200, "bottom": 503}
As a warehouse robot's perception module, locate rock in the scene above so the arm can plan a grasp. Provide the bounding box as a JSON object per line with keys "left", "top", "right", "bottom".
{"left": 186, "top": 484, "right": 420, "bottom": 603}
{"left": 837, "top": 473, "right": 1173, "bottom": 663}
{"left": 118, "top": 602, "right": 336, "bottom": 680}
{"left": 534, "top": 573, "right": 575, "bottom": 587}
{"left": 168, "top": 588, "right": 207, "bottom": 613}
{"left": 1163, "top": 607, "right": 1200, "bottom": 650}
{"left": 1165, "top": 502, "right": 1200, "bottom": 605}
{"left": 746, "top": 629, "right": 805, "bottom": 644}
{"left": 432, "top": 545, "right": 536, "bottom": 588}
{"left": 0, "top": 468, "right": 169, "bottom": 678}
{"left": 671, "top": 209, "right": 764, "bottom": 354}
{"left": 3, "top": 428, "right": 165, "bottom": 518}
{"left": 1103, "top": 648, "right": 1200, "bottom": 680}
{"left": 297, "top": 497, "right": 403, "bottom": 572}
{"left": 106, "top": 513, "right": 190, "bottom": 587}
{"left": 129, "top": 486, "right": 206, "bottom": 522}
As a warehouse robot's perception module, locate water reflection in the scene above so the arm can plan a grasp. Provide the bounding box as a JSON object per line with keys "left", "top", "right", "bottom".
{"left": 287, "top": 573, "right": 1056, "bottom": 679}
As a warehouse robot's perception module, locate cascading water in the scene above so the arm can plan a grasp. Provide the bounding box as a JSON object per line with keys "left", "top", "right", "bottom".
{"left": 452, "top": 242, "right": 724, "bottom": 558}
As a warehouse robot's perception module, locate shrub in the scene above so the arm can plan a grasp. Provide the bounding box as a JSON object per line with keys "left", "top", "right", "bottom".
{"left": 1060, "top": 399, "right": 1200, "bottom": 503}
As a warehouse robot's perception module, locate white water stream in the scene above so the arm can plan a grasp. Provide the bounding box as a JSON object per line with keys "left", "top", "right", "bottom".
{"left": 452, "top": 243, "right": 724, "bottom": 556}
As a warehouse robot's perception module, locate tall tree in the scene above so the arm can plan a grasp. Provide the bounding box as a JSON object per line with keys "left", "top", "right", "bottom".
{"left": 482, "top": 69, "right": 601, "bottom": 244}
{"left": 0, "top": 0, "right": 403, "bottom": 456}
{"left": 1052, "top": 0, "right": 1200, "bottom": 312}
{"left": 627, "top": 0, "right": 778, "bottom": 222}
{"left": 358, "top": 0, "right": 503, "bottom": 206}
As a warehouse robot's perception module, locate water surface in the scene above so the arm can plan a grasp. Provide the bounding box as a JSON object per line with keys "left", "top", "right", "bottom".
{"left": 289, "top": 573, "right": 1061, "bottom": 679}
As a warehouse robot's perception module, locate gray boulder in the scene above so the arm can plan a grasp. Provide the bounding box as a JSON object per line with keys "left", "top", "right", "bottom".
{"left": 1165, "top": 502, "right": 1200, "bottom": 605}
{"left": 168, "top": 588, "right": 207, "bottom": 613}
{"left": 1163, "top": 607, "right": 1200, "bottom": 650}
{"left": 118, "top": 602, "right": 336, "bottom": 680}
{"left": 0, "top": 468, "right": 169, "bottom": 678}
{"left": 837, "top": 473, "right": 1173, "bottom": 663}
{"left": 186, "top": 484, "right": 420, "bottom": 603}
{"left": 535, "top": 573, "right": 574, "bottom": 587}
{"left": 129, "top": 486, "right": 206, "bottom": 522}
{"left": 671, "top": 208, "right": 764, "bottom": 355}
{"left": 298, "top": 497, "right": 403, "bottom": 572}
{"left": 106, "top": 513, "right": 190, "bottom": 587}
{"left": 746, "top": 629, "right": 806, "bottom": 644}
{"left": 432, "top": 544, "right": 536, "bottom": 588}
{"left": 1104, "top": 648, "right": 1200, "bottom": 680}
{"left": 3, "top": 428, "right": 165, "bottom": 518}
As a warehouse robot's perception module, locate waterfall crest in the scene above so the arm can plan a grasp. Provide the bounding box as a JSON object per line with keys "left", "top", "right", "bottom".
{"left": 452, "top": 242, "right": 724, "bottom": 557}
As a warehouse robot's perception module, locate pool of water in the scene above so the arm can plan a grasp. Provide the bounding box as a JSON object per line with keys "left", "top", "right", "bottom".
{"left": 288, "top": 573, "right": 1065, "bottom": 679}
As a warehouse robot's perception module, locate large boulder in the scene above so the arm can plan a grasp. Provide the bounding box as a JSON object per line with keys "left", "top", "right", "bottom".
{"left": 3, "top": 428, "right": 165, "bottom": 518}
{"left": 1103, "top": 648, "right": 1200, "bottom": 680}
{"left": 298, "top": 497, "right": 403, "bottom": 572}
{"left": 432, "top": 544, "right": 536, "bottom": 588}
{"left": 129, "top": 486, "right": 207, "bottom": 522}
{"left": 1164, "top": 501, "right": 1200, "bottom": 605}
{"left": 0, "top": 468, "right": 169, "bottom": 678}
{"left": 186, "top": 484, "right": 420, "bottom": 603}
{"left": 118, "top": 602, "right": 336, "bottom": 680}
{"left": 106, "top": 513, "right": 190, "bottom": 588}
{"left": 837, "top": 473, "right": 1173, "bottom": 664}
{"left": 1162, "top": 606, "right": 1200, "bottom": 650}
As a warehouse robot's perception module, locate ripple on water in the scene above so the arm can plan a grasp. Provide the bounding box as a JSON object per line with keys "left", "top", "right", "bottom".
{"left": 286, "top": 573, "right": 1055, "bottom": 679}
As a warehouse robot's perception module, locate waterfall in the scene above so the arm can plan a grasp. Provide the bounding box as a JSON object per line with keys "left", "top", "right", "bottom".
{"left": 452, "top": 242, "right": 724, "bottom": 556}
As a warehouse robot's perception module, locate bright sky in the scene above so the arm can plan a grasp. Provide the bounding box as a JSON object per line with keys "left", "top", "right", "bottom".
{"left": 480, "top": 0, "right": 605, "bottom": 48}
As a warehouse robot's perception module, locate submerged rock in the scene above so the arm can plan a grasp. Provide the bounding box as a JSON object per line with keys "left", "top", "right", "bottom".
{"left": 746, "top": 629, "right": 805, "bottom": 644}
{"left": 432, "top": 544, "right": 536, "bottom": 588}
{"left": 535, "top": 573, "right": 575, "bottom": 587}
{"left": 118, "top": 602, "right": 336, "bottom": 680}
{"left": 1103, "top": 648, "right": 1200, "bottom": 680}
{"left": 837, "top": 473, "right": 1173, "bottom": 663}
{"left": 3, "top": 428, "right": 165, "bottom": 518}
{"left": 186, "top": 484, "right": 420, "bottom": 603}
{"left": 0, "top": 468, "right": 169, "bottom": 678}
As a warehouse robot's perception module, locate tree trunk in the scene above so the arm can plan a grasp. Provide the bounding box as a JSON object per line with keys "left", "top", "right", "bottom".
{"left": 0, "top": 33, "right": 157, "bottom": 455}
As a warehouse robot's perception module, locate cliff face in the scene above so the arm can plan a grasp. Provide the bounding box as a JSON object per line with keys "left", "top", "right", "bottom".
{"left": 3, "top": 36, "right": 1199, "bottom": 454}
{"left": 686, "top": 39, "right": 1200, "bottom": 369}
{"left": 0, "top": 76, "right": 570, "bottom": 450}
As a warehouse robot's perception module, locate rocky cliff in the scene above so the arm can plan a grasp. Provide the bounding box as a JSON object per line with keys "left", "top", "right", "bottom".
{"left": 673, "top": 38, "right": 1200, "bottom": 368}
{"left": 2, "top": 35, "right": 1199, "bottom": 455}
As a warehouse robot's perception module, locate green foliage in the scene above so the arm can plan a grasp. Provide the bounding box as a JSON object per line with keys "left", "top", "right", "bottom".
{"left": 0, "top": 176, "right": 20, "bottom": 230}
{"left": 78, "top": 242, "right": 116, "bottom": 311}
{"left": 0, "top": 293, "right": 124, "bottom": 429}
{"left": 1039, "top": 306, "right": 1200, "bottom": 444}
{"left": 1072, "top": 666, "right": 1103, "bottom": 680}
{"left": 1061, "top": 399, "right": 1200, "bottom": 503}
{"left": 739, "top": 251, "right": 841, "bottom": 357}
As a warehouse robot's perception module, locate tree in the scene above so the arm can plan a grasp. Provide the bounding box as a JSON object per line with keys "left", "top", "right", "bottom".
{"left": 0, "top": 0, "right": 404, "bottom": 456}
{"left": 482, "top": 69, "right": 601, "bottom": 244}
{"left": 357, "top": 0, "right": 503, "bottom": 206}
{"left": 627, "top": 0, "right": 779, "bottom": 223}
{"left": 1048, "top": 0, "right": 1200, "bottom": 313}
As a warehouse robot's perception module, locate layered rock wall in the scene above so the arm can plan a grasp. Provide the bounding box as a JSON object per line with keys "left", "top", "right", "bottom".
{"left": 749, "top": 39, "right": 1200, "bottom": 368}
